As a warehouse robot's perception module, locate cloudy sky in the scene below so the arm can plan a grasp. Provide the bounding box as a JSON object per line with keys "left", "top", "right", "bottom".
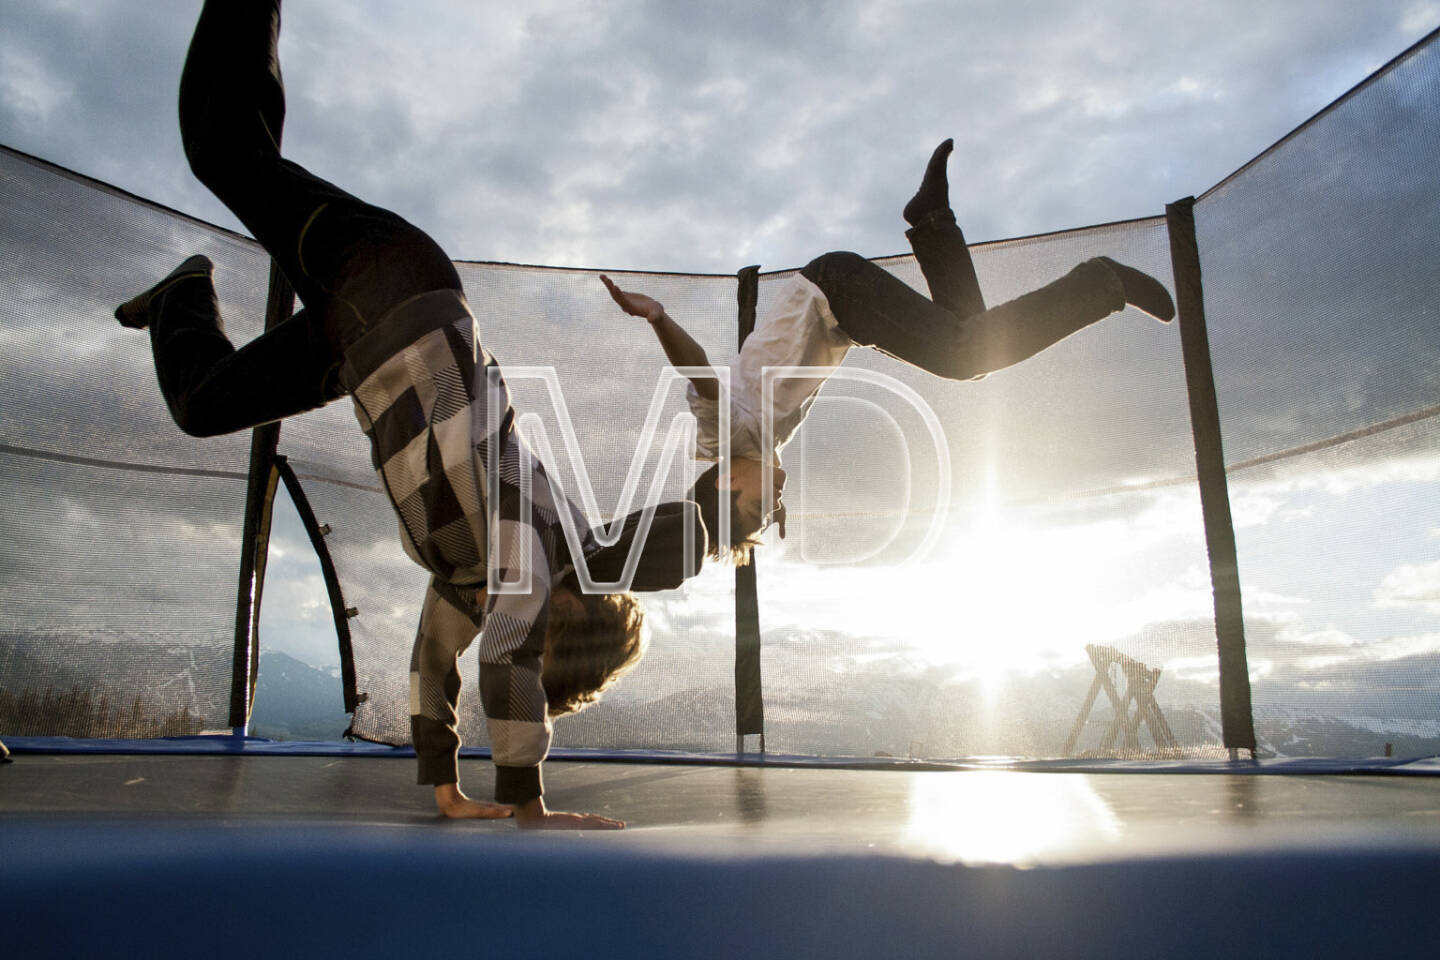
{"left": 2, "top": 0, "right": 1437, "bottom": 272}
{"left": 3, "top": 1, "right": 1440, "bottom": 755}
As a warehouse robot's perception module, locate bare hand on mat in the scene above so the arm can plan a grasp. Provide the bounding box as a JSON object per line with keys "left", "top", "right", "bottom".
{"left": 514, "top": 796, "right": 626, "bottom": 830}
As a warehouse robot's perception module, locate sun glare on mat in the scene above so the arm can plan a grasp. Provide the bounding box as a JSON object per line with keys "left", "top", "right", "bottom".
{"left": 904, "top": 770, "right": 1121, "bottom": 864}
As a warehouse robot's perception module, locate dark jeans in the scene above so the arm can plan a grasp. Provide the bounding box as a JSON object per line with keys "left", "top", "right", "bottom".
{"left": 800, "top": 219, "right": 1123, "bottom": 381}
{"left": 150, "top": 0, "right": 462, "bottom": 437}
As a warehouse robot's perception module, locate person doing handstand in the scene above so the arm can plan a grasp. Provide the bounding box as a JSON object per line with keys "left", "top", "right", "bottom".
{"left": 115, "top": 0, "right": 701, "bottom": 829}
{"left": 602, "top": 139, "right": 1176, "bottom": 556}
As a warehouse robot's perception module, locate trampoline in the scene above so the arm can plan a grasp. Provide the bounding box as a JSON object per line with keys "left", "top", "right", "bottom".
{"left": 4, "top": 740, "right": 1440, "bottom": 957}
{"left": 5, "top": 23, "right": 1440, "bottom": 960}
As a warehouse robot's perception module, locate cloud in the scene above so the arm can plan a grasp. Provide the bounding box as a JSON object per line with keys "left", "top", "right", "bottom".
{"left": 4, "top": 0, "right": 1435, "bottom": 272}
{"left": 1376, "top": 560, "right": 1440, "bottom": 614}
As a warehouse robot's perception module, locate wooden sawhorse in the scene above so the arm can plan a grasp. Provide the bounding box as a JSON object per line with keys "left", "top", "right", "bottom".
{"left": 1063, "top": 644, "right": 1178, "bottom": 757}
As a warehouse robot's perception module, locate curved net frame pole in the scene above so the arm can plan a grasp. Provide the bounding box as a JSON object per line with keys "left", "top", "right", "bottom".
{"left": 1166, "top": 197, "right": 1257, "bottom": 757}
{"left": 734, "top": 265, "right": 765, "bottom": 755}
{"left": 273, "top": 456, "right": 361, "bottom": 715}
{"left": 226, "top": 262, "right": 296, "bottom": 733}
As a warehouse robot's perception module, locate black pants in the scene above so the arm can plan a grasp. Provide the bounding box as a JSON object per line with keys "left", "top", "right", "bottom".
{"left": 150, "top": 0, "right": 462, "bottom": 437}
{"left": 801, "top": 221, "right": 1123, "bottom": 381}
{"left": 155, "top": 1, "right": 1121, "bottom": 436}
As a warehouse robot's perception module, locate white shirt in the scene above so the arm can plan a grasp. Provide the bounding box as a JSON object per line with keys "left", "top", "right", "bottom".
{"left": 686, "top": 274, "right": 852, "bottom": 467}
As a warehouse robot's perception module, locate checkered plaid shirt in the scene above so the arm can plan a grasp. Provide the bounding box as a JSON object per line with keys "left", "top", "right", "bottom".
{"left": 342, "top": 289, "right": 595, "bottom": 804}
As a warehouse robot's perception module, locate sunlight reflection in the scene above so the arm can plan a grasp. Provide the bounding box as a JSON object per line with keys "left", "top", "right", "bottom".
{"left": 902, "top": 771, "right": 1121, "bottom": 865}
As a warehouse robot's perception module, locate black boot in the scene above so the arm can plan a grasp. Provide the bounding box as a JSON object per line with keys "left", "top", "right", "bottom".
{"left": 1097, "top": 257, "right": 1175, "bottom": 323}
{"left": 115, "top": 255, "right": 215, "bottom": 329}
{"left": 903, "top": 138, "right": 956, "bottom": 228}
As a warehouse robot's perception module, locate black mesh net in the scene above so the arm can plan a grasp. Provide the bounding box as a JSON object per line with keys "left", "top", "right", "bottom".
{"left": 1197, "top": 34, "right": 1440, "bottom": 757}
{"left": 753, "top": 221, "right": 1215, "bottom": 759}
{"left": 0, "top": 149, "right": 270, "bottom": 736}
{"left": 2, "top": 28, "right": 1437, "bottom": 761}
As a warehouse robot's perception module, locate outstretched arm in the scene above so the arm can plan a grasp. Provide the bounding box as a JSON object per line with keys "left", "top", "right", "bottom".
{"left": 601, "top": 275, "right": 719, "bottom": 401}
{"left": 411, "top": 581, "right": 515, "bottom": 820}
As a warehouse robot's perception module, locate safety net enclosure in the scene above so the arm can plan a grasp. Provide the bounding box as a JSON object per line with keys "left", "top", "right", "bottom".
{"left": 0, "top": 158, "right": 272, "bottom": 737}
{"left": 2, "top": 27, "right": 1439, "bottom": 765}
{"left": 1195, "top": 47, "right": 1440, "bottom": 756}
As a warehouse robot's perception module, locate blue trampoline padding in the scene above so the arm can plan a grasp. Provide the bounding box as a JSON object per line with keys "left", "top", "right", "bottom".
{"left": 2, "top": 819, "right": 1439, "bottom": 960}
{"left": 5, "top": 735, "right": 1439, "bottom": 776}
{"left": 5, "top": 733, "right": 418, "bottom": 758}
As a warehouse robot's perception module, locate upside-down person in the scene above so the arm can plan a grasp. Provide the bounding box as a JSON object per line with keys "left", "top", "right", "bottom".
{"left": 602, "top": 138, "right": 1175, "bottom": 557}
{"left": 115, "top": 0, "right": 703, "bottom": 830}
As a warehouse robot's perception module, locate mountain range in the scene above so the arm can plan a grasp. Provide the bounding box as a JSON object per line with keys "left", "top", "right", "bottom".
{"left": 3, "top": 635, "right": 1439, "bottom": 761}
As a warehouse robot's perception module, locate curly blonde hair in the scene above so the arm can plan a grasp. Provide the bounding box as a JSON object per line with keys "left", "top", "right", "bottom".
{"left": 542, "top": 586, "right": 646, "bottom": 717}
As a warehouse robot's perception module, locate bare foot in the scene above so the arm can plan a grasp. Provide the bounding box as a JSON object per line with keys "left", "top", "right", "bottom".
{"left": 435, "top": 783, "right": 513, "bottom": 819}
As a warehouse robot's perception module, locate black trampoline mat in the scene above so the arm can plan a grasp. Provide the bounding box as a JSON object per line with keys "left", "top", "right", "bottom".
{"left": 6, "top": 752, "right": 1440, "bottom": 863}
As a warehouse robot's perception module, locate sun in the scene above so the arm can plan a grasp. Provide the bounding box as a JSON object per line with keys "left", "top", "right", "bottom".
{"left": 897, "top": 502, "right": 1113, "bottom": 689}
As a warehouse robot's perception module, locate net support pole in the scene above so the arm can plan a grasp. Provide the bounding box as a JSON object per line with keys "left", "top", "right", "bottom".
{"left": 227, "top": 262, "right": 295, "bottom": 732}
{"left": 1165, "top": 197, "right": 1257, "bottom": 755}
{"left": 734, "top": 265, "right": 765, "bottom": 754}
{"left": 274, "top": 457, "right": 361, "bottom": 714}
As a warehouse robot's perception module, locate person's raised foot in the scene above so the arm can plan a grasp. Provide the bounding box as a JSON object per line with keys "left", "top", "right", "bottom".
{"left": 1098, "top": 256, "right": 1175, "bottom": 323}
{"left": 115, "top": 254, "right": 214, "bottom": 329}
{"left": 903, "top": 138, "right": 956, "bottom": 228}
